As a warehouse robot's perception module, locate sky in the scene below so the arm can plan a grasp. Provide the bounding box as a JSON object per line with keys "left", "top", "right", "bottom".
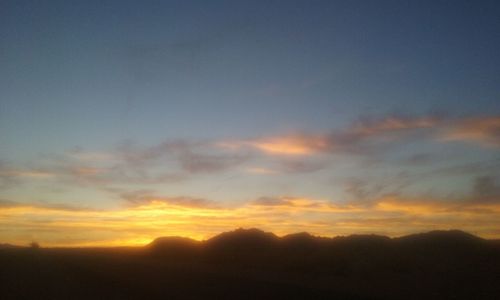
{"left": 1, "top": 0, "right": 500, "bottom": 246}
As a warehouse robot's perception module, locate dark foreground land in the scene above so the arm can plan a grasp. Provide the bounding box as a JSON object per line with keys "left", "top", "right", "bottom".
{"left": 1, "top": 229, "right": 499, "bottom": 300}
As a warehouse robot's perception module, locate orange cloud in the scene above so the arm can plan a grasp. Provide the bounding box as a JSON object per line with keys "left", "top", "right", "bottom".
{"left": 219, "top": 134, "right": 329, "bottom": 156}
{"left": 247, "top": 135, "right": 329, "bottom": 155}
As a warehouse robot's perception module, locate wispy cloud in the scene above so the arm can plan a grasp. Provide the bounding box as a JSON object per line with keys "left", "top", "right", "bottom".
{"left": 116, "top": 139, "right": 249, "bottom": 173}
{"left": 0, "top": 161, "right": 55, "bottom": 189}
{"left": 439, "top": 116, "right": 500, "bottom": 147}
{"left": 471, "top": 176, "right": 500, "bottom": 203}
{"left": 2, "top": 140, "right": 248, "bottom": 192}
{"left": 347, "top": 115, "right": 439, "bottom": 137}
{"left": 218, "top": 114, "right": 442, "bottom": 157}
{"left": 7, "top": 114, "right": 499, "bottom": 189}
{"left": 120, "top": 190, "right": 218, "bottom": 208}
{"left": 2, "top": 114, "right": 499, "bottom": 204}
{"left": 244, "top": 135, "right": 329, "bottom": 155}
{"left": 220, "top": 114, "right": 499, "bottom": 158}
{"left": 244, "top": 167, "right": 275, "bottom": 174}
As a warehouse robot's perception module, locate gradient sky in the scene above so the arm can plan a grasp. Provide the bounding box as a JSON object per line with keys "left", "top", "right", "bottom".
{"left": 1, "top": 0, "right": 500, "bottom": 246}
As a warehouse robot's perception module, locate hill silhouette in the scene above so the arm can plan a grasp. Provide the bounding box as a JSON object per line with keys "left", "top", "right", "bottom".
{"left": 147, "top": 236, "right": 201, "bottom": 258}
{"left": 1, "top": 228, "right": 499, "bottom": 299}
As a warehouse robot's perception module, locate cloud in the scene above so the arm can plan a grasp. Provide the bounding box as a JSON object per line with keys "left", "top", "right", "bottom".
{"left": 3, "top": 113, "right": 499, "bottom": 223}
{"left": 177, "top": 150, "right": 247, "bottom": 174}
{"left": 0, "top": 170, "right": 54, "bottom": 178}
{"left": 374, "top": 194, "right": 500, "bottom": 215}
{"left": 347, "top": 115, "right": 439, "bottom": 137}
{"left": 219, "top": 114, "right": 443, "bottom": 157}
{"left": 343, "top": 171, "right": 414, "bottom": 203}
{"left": 278, "top": 158, "right": 326, "bottom": 173}
{"left": 245, "top": 158, "right": 326, "bottom": 175}
{"left": 37, "top": 157, "right": 184, "bottom": 187}
{"left": 116, "top": 139, "right": 248, "bottom": 174}
{"left": 217, "top": 133, "right": 329, "bottom": 156}
{"left": 250, "top": 196, "right": 363, "bottom": 213}
{"left": 404, "top": 153, "right": 434, "bottom": 165}
{"left": 471, "top": 176, "right": 500, "bottom": 203}
{"left": 220, "top": 114, "right": 500, "bottom": 159}
{"left": 335, "top": 114, "right": 438, "bottom": 144}
{"left": 251, "top": 196, "right": 295, "bottom": 206}
{"left": 440, "top": 116, "right": 500, "bottom": 147}
{"left": 342, "top": 171, "right": 500, "bottom": 209}
{"left": 4, "top": 140, "right": 248, "bottom": 192}
{"left": 6, "top": 114, "right": 499, "bottom": 193}
{"left": 121, "top": 190, "right": 217, "bottom": 209}
{"left": 0, "top": 199, "right": 94, "bottom": 212}
{"left": 0, "top": 199, "right": 18, "bottom": 207}
{"left": 0, "top": 170, "right": 20, "bottom": 190}
{"left": 245, "top": 135, "right": 330, "bottom": 155}
{"left": 426, "top": 159, "right": 500, "bottom": 177}
{"left": 344, "top": 179, "right": 378, "bottom": 201}
{"left": 0, "top": 161, "right": 55, "bottom": 189}
{"left": 245, "top": 167, "right": 278, "bottom": 175}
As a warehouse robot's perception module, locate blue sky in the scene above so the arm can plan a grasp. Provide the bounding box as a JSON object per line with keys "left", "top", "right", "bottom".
{"left": 1, "top": 0, "right": 499, "bottom": 245}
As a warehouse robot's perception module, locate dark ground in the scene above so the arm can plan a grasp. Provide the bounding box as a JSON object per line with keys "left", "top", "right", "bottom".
{"left": 1, "top": 229, "right": 499, "bottom": 299}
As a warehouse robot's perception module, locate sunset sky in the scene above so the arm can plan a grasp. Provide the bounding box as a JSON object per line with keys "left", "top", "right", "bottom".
{"left": 1, "top": 0, "right": 500, "bottom": 246}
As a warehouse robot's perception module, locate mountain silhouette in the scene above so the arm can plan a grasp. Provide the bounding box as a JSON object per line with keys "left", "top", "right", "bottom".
{"left": 206, "top": 227, "right": 279, "bottom": 248}
{"left": 147, "top": 236, "right": 201, "bottom": 258}
{"left": 394, "top": 229, "right": 483, "bottom": 246}
{"left": 1, "top": 228, "right": 499, "bottom": 299}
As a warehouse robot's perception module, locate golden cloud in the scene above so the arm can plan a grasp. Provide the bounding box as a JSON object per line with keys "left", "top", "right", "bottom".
{"left": 218, "top": 134, "right": 329, "bottom": 156}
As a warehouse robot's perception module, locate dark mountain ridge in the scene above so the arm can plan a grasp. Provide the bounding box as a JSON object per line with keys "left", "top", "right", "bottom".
{"left": 147, "top": 228, "right": 489, "bottom": 254}
{"left": 2, "top": 229, "right": 499, "bottom": 300}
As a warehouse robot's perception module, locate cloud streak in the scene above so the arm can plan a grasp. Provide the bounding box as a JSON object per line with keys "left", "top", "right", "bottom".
{"left": 121, "top": 190, "right": 217, "bottom": 208}
{"left": 439, "top": 116, "right": 500, "bottom": 147}
{"left": 1, "top": 140, "right": 248, "bottom": 192}
{"left": 218, "top": 114, "right": 438, "bottom": 156}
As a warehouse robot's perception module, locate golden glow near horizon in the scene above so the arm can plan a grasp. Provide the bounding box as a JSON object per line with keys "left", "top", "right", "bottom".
{"left": 1, "top": 196, "right": 500, "bottom": 247}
